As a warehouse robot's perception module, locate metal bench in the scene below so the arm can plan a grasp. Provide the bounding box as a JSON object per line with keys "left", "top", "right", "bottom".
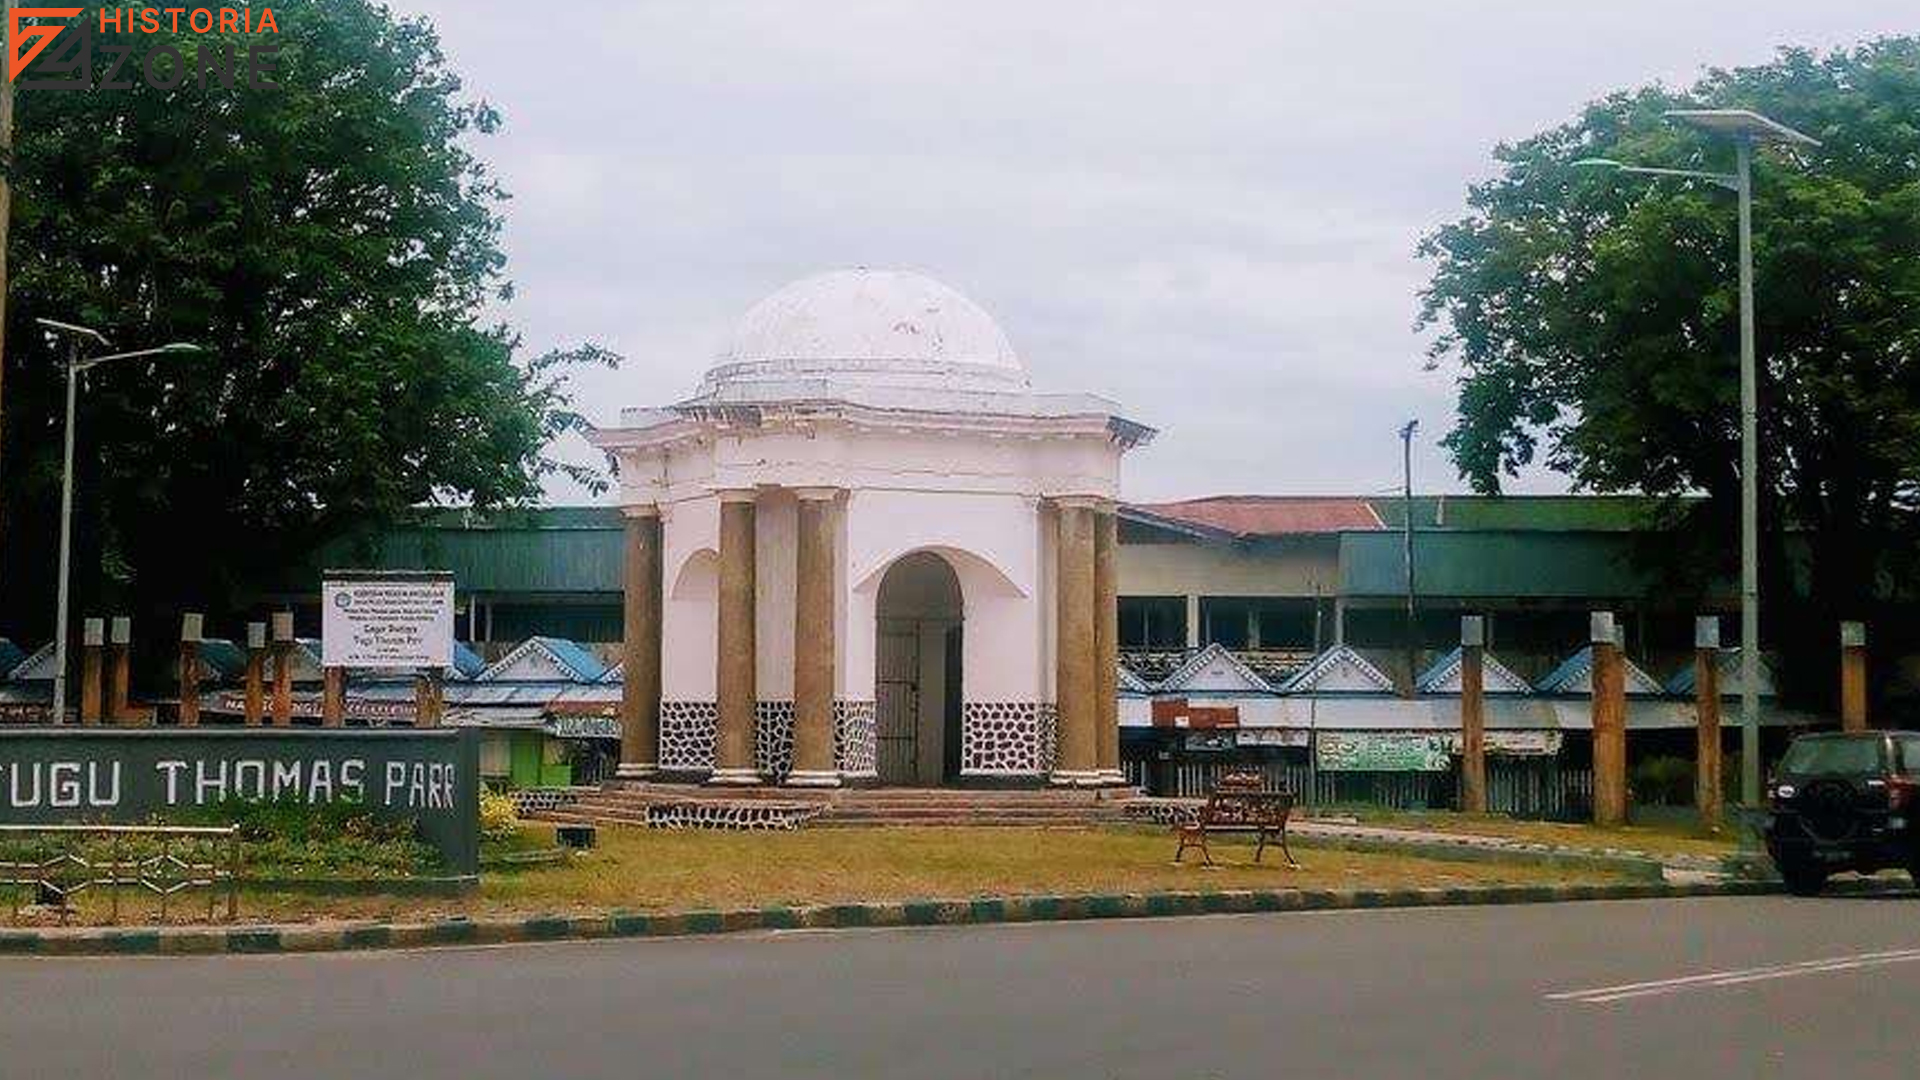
{"left": 1173, "top": 772, "right": 1298, "bottom": 869}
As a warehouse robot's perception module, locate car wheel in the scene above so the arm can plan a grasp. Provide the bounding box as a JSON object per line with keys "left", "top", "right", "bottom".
{"left": 1779, "top": 860, "right": 1829, "bottom": 897}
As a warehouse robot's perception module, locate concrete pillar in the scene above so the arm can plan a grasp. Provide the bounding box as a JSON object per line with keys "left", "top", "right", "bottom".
{"left": 1590, "top": 612, "right": 1627, "bottom": 827}
{"left": 243, "top": 622, "right": 266, "bottom": 726}
{"left": 710, "top": 489, "right": 761, "bottom": 785}
{"left": 270, "top": 611, "right": 294, "bottom": 727}
{"left": 1840, "top": 621, "right": 1868, "bottom": 733}
{"left": 107, "top": 617, "right": 132, "bottom": 723}
{"left": 79, "top": 619, "right": 105, "bottom": 725}
{"left": 789, "top": 489, "right": 841, "bottom": 786}
{"left": 617, "top": 506, "right": 664, "bottom": 779}
{"left": 1694, "top": 616, "right": 1723, "bottom": 831}
{"left": 1094, "top": 505, "right": 1123, "bottom": 784}
{"left": 1052, "top": 497, "right": 1099, "bottom": 785}
{"left": 178, "top": 613, "right": 203, "bottom": 728}
{"left": 322, "top": 666, "right": 346, "bottom": 727}
{"left": 1184, "top": 595, "right": 1200, "bottom": 649}
{"left": 1459, "top": 615, "right": 1487, "bottom": 814}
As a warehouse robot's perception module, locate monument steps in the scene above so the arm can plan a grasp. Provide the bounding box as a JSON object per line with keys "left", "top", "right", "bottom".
{"left": 531, "top": 783, "right": 1143, "bottom": 829}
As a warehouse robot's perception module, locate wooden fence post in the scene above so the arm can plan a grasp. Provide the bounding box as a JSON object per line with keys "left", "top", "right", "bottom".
{"left": 1459, "top": 615, "right": 1487, "bottom": 814}
{"left": 107, "top": 617, "right": 133, "bottom": 724}
{"left": 1840, "top": 622, "right": 1868, "bottom": 733}
{"left": 270, "top": 612, "right": 295, "bottom": 727}
{"left": 243, "top": 622, "right": 267, "bottom": 726}
{"left": 178, "top": 613, "right": 203, "bottom": 727}
{"left": 1590, "top": 611, "right": 1627, "bottom": 827}
{"left": 79, "top": 618, "right": 105, "bottom": 725}
{"left": 1693, "top": 616, "right": 1723, "bottom": 832}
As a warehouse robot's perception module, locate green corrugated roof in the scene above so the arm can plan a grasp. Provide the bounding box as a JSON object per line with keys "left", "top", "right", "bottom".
{"left": 291, "top": 507, "right": 624, "bottom": 594}
{"left": 1339, "top": 529, "right": 1689, "bottom": 599}
{"left": 1366, "top": 495, "right": 1680, "bottom": 532}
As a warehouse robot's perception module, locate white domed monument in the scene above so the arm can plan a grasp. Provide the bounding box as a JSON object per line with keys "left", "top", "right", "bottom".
{"left": 589, "top": 270, "right": 1154, "bottom": 788}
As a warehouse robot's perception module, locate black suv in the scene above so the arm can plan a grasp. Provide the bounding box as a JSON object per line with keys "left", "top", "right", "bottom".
{"left": 1763, "top": 731, "right": 1920, "bottom": 895}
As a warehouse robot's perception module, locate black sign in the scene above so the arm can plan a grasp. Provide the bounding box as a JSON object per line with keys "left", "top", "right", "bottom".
{"left": 0, "top": 729, "right": 479, "bottom": 874}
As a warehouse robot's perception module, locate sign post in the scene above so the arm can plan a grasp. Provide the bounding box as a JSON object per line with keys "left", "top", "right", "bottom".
{"left": 323, "top": 570, "right": 454, "bottom": 730}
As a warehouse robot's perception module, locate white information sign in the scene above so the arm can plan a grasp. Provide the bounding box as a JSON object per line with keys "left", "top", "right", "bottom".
{"left": 322, "top": 573, "right": 454, "bottom": 669}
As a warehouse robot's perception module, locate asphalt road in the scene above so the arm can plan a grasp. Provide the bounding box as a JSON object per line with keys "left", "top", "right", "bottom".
{"left": 4, "top": 894, "right": 1919, "bottom": 1079}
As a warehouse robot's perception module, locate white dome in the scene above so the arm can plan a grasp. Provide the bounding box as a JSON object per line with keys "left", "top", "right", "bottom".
{"left": 698, "top": 269, "right": 1029, "bottom": 396}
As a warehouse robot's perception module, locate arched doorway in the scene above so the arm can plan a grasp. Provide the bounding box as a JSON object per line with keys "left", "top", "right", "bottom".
{"left": 874, "top": 552, "right": 964, "bottom": 786}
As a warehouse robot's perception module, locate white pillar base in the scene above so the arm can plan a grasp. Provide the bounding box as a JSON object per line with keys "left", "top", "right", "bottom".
{"left": 1049, "top": 770, "right": 1105, "bottom": 787}
{"left": 1096, "top": 769, "right": 1128, "bottom": 786}
{"left": 615, "top": 763, "right": 658, "bottom": 780}
{"left": 784, "top": 770, "right": 843, "bottom": 788}
{"left": 706, "top": 767, "right": 765, "bottom": 786}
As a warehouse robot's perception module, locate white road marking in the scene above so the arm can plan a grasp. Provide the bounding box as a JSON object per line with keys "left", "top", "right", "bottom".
{"left": 1548, "top": 948, "right": 1920, "bottom": 1004}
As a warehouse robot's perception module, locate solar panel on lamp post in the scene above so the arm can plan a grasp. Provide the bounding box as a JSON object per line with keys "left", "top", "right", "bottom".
{"left": 1575, "top": 109, "right": 1819, "bottom": 809}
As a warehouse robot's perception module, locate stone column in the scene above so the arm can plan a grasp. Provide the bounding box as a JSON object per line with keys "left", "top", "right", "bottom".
{"left": 1840, "top": 621, "right": 1868, "bottom": 733}
{"left": 1459, "top": 615, "right": 1487, "bottom": 814}
{"left": 711, "top": 489, "right": 761, "bottom": 785}
{"left": 618, "top": 506, "right": 664, "bottom": 779}
{"left": 1093, "top": 504, "right": 1123, "bottom": 784}
{"left": 1052, "top": 497, "right": 1099, "bottom": 785}
{"left": 789, "top": 488, "right": 841, "bottom": 786}
{"left": 1590, "top": 612, "right": 1627, "bottom": 827}
{"left": 1694, "top": 616, "right": 1723, "bottom": 831}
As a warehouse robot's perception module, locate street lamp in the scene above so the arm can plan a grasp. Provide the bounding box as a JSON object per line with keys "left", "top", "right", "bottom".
{"left": 1575, "top": 108, "right": 1819, "bottom": 808}
{"left": 36, "top": 318, "right": 203, "bottom": 723}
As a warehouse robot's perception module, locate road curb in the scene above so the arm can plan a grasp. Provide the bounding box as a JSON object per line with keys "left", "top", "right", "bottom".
{"left": 0, "top": 877, "right": 1822, "bottom": 958}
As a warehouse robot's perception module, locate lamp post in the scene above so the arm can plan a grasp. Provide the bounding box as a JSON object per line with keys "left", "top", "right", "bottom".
{"left": 1398, "top": 419, "right": 1418, "bottom": 694}
{"left": 36, "top": 318, "right": 202, "bottom": 722}
{"left": 1575, "top": 109, "right": 1818, "bottom": 807}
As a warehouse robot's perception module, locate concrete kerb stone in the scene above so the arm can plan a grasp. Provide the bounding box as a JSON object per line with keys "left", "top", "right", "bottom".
{"left": 5, "top": 877, "right": 1894, "bottom": 958}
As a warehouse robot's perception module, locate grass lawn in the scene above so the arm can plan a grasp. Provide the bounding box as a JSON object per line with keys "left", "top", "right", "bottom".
{"left": 204, "top": 824, "right": 1639, "bottom": 926}
{"left": 1314, "top": 808, "right": 1741, "bottom": 860}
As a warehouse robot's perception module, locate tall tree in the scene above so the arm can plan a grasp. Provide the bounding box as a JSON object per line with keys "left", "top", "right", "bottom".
{"left": 3, "top": 1, "right": 608, "bottom": 641}
{"left": 1418, "top": 39, "right": 1920, "bottom": 701}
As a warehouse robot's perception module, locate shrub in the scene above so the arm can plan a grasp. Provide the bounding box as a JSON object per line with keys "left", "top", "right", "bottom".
{"left": 479, "top": 789, "right": 520, "bottom": 844}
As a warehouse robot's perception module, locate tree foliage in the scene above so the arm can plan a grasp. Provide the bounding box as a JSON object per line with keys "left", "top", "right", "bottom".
{"left": 3, "top": 1, "right": 609, "bottom": 630}
{"left": 1418, "top": 39, "right": 1920, "bottom": 694}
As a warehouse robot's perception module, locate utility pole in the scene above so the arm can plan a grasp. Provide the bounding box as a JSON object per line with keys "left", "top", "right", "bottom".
{"left": 0, "top": 0, "right": 15, "bottom": 580}
{"left": 1399, "top": 420, "right": 1419, "bottom": 694}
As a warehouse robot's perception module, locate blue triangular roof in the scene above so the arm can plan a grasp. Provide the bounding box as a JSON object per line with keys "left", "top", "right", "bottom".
{"left": 478, "top": 636, "right": 606, "bottom": 683}
{"left": 1537, "top": 645, "right": 1663, "bottom": 696}
{"left": 1664, "top": 648, "right": 1777, "bottom": 698}
{"left": 0, "top": 639, "right": 24, "bottom": 679}
{"left": 1281, "top": 645, "right": 1396, "bottom": 694}
{"left": 450, "top": 641, "right": 487, "bottom": 680}
{"left": 1416, "top": 647, "right": 1530, "bottom": 694}
{"left": 196, "top": 639, "right": 249, "bottom": 681}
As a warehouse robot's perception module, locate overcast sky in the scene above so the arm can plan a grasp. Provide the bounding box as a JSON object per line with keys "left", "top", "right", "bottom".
{"left": 391, "top": 0, "right": 1911, "bottom": 504}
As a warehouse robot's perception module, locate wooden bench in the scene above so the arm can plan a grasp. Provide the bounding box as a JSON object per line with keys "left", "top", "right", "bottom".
{"left": 1173, "top": 773, "right": 1298, "bottom": 869}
